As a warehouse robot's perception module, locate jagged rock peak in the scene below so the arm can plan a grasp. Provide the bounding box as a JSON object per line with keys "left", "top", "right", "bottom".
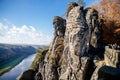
{"left": 66, "top": 2, "right": 79, "bottom": 17}
{"left": 53, "top": 16, "right": 65, "bottom": 22}
{"left": 53, "top": 16, "right": 66, "bottom": 37}
{"left": 60, "top": 2, "right": 91, "bottom": 80}
{"left": 85, "top": 7, "right": 98, "bottom": 25}
{"left": 17, "top": 1, "right": 120, "bottom": 80}
{"left": 38, "top": 16, "right": 66, "bottom": 80}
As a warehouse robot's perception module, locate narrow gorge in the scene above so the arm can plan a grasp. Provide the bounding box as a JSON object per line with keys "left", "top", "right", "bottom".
{"left": 17, "top": 2, "right": 120, "bottom": 80}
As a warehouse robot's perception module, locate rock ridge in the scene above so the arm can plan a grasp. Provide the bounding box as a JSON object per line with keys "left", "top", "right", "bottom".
{"left": 17, "top": 2, "right": 120, "bottom": 80}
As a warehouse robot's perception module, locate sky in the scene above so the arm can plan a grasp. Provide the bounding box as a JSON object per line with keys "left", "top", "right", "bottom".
{"left": 0, "top": 0, "right": 98, "bottom": 45}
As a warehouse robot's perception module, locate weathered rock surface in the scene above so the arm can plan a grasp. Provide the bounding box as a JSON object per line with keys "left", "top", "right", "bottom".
{"left": 60, "top": 3, "right": 89, "bottom": 80}
{"left": 18, "top": 2, "right": 120, "bottom": 80}
{"left": 90, "top": 60, "right": 105, "bottom": 80}
{"left": 59, "top": 2, "right": 103, "bottom": 80}
{"left": 35, "top": 72, "right": 43, "bottom": 80}
{"left": 36, "top": 16, "right": 66, "bottom": 80}
{"left": 104, "top": 45, "right": 120, "bottom": 68}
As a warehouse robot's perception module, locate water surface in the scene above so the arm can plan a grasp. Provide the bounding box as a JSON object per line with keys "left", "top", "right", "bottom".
{"left": 0, "top": 54, "right": 35, "bottom": 80}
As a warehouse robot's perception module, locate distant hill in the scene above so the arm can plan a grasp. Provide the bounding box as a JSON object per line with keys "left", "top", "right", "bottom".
{"left": 0, "top": 43, "right": 36, "bottom": 65}
{"left": 0, "top": 43, "right": 36, "bottom": 75}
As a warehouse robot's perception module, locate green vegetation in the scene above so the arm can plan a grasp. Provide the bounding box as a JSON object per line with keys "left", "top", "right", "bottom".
{"left": 0, "top": 55, "right": 26, "bottom": 75}
{"left": 30, "top": 47, "right": 48, "bottom": 70}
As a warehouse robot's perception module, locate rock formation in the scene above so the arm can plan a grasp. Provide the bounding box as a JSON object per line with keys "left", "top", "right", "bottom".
{"left": 104, "top": 45, "right": 120, "bottom": 68}
{"left": 59, "top": 2, "right": 103, "bottom": 80}
{"left": 17, "top": 2, "right": 120, "bottom": 80}
{"left": 60, "top": 3, "right": 89, "bottom": 80}
{"left": 42, "top": 16, "right": 66, "bottom": 80}
{"left": 17, "top": 69, "right": 36, "bottom": 80}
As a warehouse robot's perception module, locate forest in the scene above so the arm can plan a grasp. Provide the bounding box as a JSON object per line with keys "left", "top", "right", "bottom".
{"left": 91, "top": 0, "right": 120, "bottom": 45}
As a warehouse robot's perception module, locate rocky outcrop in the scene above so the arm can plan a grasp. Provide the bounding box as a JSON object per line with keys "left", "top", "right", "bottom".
{"left": 91, "top": 44, "right": 120, "bottom": 80}
{"left": 85, "top": 7, "right": 102, "bottom": 52}
{"left": 60, "top": 3, "right": 89, "bottom": 80}
{"left": 35, "top": 72, "right": 43, "bottom": 80}
{"left": 18, "top": 2, "right": 120, "bottom": 80}
{"left": 17, "top": 69, "right": 36, "bottom": 80}
{"left": 37, "top": 16, "right": 66, "bottom": 80}
{"left": 104, "top": 45, "right": 120, "bottom": 68}
{"left": 59, "top": 2, "right": 103, "bottom": 80}
{"left": 98, "top": 66, "right": 120, "bottom": 80}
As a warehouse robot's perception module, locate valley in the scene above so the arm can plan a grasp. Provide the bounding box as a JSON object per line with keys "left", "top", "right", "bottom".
{"left": 0, "top": 43, "right": 36, "bottom": 75}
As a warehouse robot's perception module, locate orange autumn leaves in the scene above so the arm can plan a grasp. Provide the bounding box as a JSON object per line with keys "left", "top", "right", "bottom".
{"left": 92, "top": 0, "right": 120, "bottom": 45}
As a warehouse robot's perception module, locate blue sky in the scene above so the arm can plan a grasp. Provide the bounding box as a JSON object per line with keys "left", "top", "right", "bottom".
{"left": 0, "top": 0, "right": 98, "bottom": 45}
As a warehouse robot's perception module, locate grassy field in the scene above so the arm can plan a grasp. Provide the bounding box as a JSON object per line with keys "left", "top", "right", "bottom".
{"left": 0, "top": 55, "right": 26, "bottom": 76}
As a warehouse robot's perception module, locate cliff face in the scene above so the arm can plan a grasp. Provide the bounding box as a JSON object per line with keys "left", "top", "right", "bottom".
{"left": 40, "top": 16, "right": 66, "bottom": 80}
{"left": 18, "top": 2, "right": 120, "bottom": 80}
{"left": 59, "top": 2, "right": 101, "bottom": 80}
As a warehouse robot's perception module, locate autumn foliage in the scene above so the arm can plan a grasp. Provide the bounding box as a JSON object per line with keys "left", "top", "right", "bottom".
{"left": 92, "top": 0, "right": 120, "bottom": 45}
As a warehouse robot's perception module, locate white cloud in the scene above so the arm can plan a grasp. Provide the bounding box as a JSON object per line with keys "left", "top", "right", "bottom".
{"left": 0, "top": 22, "right": 52, "bottom": 45}
{"left": 0, "top": 23, "right": 8, "bottom": 30}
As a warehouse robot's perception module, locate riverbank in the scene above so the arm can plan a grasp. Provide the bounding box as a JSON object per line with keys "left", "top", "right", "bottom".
{"left": 0, "top": 54, "right": 35, "bottom": 80}
{"left": 0, "top": 55, "right": 28, "bottom": 76}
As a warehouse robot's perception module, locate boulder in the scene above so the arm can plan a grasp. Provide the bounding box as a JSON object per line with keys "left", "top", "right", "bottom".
{"left": 98, "top": 66, "right": 120, "bottom": 80}
{"left": 17, "top": 69, "right": 36, "bottom": 80}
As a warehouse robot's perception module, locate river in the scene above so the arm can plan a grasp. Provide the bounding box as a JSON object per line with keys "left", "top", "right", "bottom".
{"left": 0, "top": 54, "right": 35, "bottom": 80}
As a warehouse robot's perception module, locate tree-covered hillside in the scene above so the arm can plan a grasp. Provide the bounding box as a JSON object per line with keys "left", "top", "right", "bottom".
{"left": 0, "top": 43, "right": 36, "bottom": 75}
